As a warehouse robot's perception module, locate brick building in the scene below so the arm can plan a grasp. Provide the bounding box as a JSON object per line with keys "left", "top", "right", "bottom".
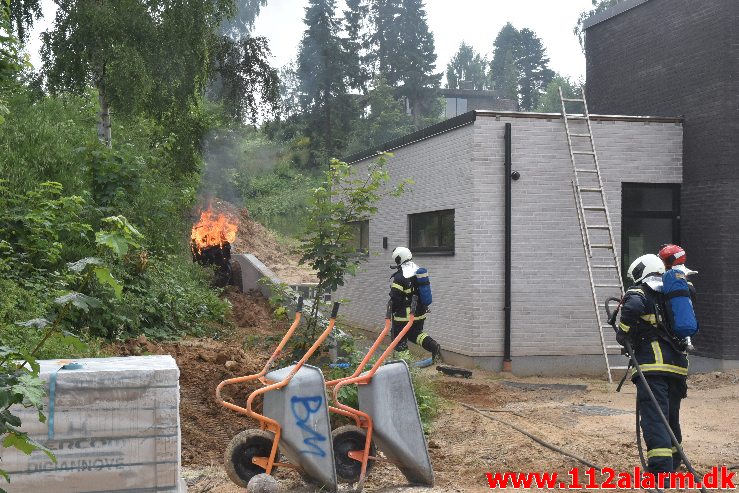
{"left": 584, "top": 0, "right": 739, "bottom": 370}
{"left": 335, "top": 110, "right": 683, "bottom": 376}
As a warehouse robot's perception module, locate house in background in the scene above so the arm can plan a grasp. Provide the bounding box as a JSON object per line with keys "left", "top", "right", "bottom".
{"left": 440, "top": 82, "right": 518, "bottom": 119}
{"left": 335, "top": 110, "right": 683, "bottom": 376}
{"left": 584, "top": 0, "right": 739, "bottom": 370}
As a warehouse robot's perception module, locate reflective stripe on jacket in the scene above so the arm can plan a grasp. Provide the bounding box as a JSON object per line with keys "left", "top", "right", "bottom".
{"left": 618, "top": 285, "right": 688, "bottom": 380}
{"left": 389, "top": 268, "right": 427, "bottom": 321}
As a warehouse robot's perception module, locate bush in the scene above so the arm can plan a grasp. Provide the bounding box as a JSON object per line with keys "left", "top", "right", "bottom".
{"left": 112, "top": 256, "right": 231, "bottom": 340}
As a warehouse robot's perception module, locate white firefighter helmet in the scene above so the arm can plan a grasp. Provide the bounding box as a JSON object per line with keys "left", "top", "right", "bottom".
{"left": 392, "top": 246, "right": 412, "bottom": 266}
{"left": 628, "top": 254, "right": 665, "bottom": 283}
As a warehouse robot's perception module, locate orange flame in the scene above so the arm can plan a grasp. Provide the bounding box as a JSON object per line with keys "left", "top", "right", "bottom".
{"left": 191, "top": 206, "right": 239, "bottom": 253}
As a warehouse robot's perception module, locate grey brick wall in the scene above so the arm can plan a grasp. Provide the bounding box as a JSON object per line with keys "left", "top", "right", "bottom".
{"left": 585, "top": 0, "right": 739, "bottom": 360}
{"left": 335, "top": 112, "right": 682, "bottom": 368}
{"left": 334, "top": 125, "right": 477, "bottom": 357}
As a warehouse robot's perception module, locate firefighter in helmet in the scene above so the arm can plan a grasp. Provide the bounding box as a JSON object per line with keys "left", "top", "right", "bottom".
{"left": 617, "top": 253, "right": 689, "bottom": 475}
{"left": 389, "top": 247, "right": 442, "bottom": 362}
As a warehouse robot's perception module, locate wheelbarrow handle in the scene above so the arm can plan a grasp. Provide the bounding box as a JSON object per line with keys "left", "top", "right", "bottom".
{"left": 296, "top": 296, "right": 304, "bottom": 313}
{"left": 331, "top": 302, "right": 340, "bottom": 319}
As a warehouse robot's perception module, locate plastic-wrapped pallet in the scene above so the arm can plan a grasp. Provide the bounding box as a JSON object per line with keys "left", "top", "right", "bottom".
{"left": 3, "top": 356, "right": 186, "bottom": 493}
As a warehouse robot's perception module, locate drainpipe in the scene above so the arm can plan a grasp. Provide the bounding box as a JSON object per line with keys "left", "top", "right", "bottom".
{"left": 503, "top": 123, "right": 513, "bottom": 372}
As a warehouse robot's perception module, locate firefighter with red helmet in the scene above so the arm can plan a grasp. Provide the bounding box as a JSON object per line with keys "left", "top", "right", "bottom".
{"left": 617, "top": 254, "right": 689, "bottom": 476}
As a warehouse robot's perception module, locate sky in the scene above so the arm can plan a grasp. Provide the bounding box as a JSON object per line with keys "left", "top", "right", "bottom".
{"left": 28, "top": 0, "right": 594, "bottom": 82}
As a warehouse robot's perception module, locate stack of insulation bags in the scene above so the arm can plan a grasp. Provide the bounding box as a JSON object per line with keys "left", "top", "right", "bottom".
{"left": 3, "top": 356, "right": 186, "bottom": 493}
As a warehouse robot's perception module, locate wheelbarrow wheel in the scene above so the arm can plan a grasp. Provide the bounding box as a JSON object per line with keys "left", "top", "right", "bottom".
{"left": 332, "top": 425, "right": 376, "bottom": 483}
{"left": 224, "top": 429, "right": 279, "bottom": 487}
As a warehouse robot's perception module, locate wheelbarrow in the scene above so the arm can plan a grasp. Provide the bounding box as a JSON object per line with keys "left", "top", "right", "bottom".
{"left": 330, "top": 296, "right": 434, "bottom": 491}
{"left": 215, "top": 298, "right": 341, "bottom": 492}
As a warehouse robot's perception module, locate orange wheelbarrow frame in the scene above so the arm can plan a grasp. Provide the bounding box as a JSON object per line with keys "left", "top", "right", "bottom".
{"left": 329, "top": 297, "right": 419, "bottom": 489}
{"left": 215, "top": 298, "right": 340, "bottom": 476}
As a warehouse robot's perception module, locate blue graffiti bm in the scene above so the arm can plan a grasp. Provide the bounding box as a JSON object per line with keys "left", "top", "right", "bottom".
{"left": 290, "top": 395, "right": 327, "bottom": 457}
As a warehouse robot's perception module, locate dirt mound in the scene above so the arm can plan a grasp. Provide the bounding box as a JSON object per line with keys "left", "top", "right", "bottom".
{"left": 204, "top": 199, "right": 317, "bottom": 284}
{"left": 112, "top": 290, "right": 293, "bottom": 467}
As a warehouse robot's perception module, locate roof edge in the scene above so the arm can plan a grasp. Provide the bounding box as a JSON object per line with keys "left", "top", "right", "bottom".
{"left": 343, "top": 109, "right": 682, "bottom": 165}
{"left": 343, "top": 111, "right": 476, "bottom": 164}
{"left": 474, "top": 110, "right": 683, "bottom": 124}
{"left": 583, "top": 0, "right": 651, "bottom": 30}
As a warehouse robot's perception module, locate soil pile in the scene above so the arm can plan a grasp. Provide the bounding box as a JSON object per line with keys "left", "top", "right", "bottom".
{"left": 113, "top": 289, "right": 292, "bottom": 467}
{"left": 202, "top": 199, "right": 318, "bottom": 284}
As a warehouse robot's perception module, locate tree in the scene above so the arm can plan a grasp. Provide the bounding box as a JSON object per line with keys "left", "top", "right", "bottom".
{"left": 7, "top": 0, "right": 41, "bottom": 42}
{"left": 342, "top": 0, "right": 371, "bottom": 92}
{"left": 210, "top": 36, "right": 280, "bottom": 124}
{"left": 393, "top": 0, "right": 441, "bottom": 127}
{"left": 368, "top": 0, "right": 402, "bottom": 84}
{"left": 516, "top": 28, "right": 554, "bottom": 111}
{"left": 446, "top": 42, "right": 488, "bottom": 90}
{"left": 298, "top": 156, "right": 411, "bottom": 340}
{"left": 1, "top": 0, "right": 24, "bottom": 125}
{"left": 489, "top": 22, "right": 520, "bottom": 97}
{"left": 536, "top": 74, "right": 583, "bottom": 113}
{"left": 489, "top": 23, "right": 554, "bottom": 111}
{"left": 574, "top": 0, "right": 622, "bottom": 49}
{"left": 42, "top": 0, "right": 236, "bottom": 154}
{"left": 345, "top": 76, "right": 414, "bottom": 154}
{"left": 297, "top": 0, "right": 356, "bottom": 164}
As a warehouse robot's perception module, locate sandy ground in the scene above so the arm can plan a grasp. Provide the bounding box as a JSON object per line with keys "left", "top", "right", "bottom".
{"left": 177, "top": 325, "right": 739, "bottom": 493}
{"left": 118, "top": 282, "right": 738, "bottom": 492}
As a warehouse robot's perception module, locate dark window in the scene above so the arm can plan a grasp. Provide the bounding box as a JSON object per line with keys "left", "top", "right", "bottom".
{"left": 348, "top": 220, "right": 369, "bottom": 254}
{"left": 621, "top": 183, "right": 680, "bottom": 282}
{"left": 409, "top": 209, "right": 455, "bottom": 254}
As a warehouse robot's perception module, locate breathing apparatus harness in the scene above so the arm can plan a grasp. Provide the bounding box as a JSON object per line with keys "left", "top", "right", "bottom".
{"left": 605, "top": 297, "right": 708, "bottom": 493}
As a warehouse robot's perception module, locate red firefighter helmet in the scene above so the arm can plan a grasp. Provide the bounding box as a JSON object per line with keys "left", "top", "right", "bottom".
{"left": 659, "top": 244, "right": 686, "bottom": 267}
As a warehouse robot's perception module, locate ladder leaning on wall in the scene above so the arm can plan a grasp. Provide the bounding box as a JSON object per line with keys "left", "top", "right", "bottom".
{"left": 559, "top": 87, "right": 626, "bottom": 383}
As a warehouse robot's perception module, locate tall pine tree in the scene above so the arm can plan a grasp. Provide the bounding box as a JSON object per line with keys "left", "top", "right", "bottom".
{"left": 342, "top": 0, "right": 371, "bottom": 92}
{"left": 516, "top": 28, "right": 554, "bottom": 111}
{"left": 297, "top": 0, "right": 355, "bottom": 164}
{"left": 446, "top": 42, "right": 488, "bottom": 90}
{"left": 490, "top": 23, "right": 520, "bottom": 101}
{"left": 392, "top": 0, "right": 440, "bottom": 127}
{"left": 368, "top": 0, "right": 402, "bottom": 85}
{"left": 489, "top": 23, "right": 554, "bottom": 111}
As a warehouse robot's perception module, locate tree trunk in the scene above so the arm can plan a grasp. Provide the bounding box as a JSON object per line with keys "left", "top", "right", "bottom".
{"left": 97, "top": 90, "right": 112, "bottom": 148}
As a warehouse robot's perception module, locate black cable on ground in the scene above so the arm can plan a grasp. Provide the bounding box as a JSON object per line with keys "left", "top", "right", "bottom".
{"left": 460, "top": 402, "right": 663, "bottom": 493}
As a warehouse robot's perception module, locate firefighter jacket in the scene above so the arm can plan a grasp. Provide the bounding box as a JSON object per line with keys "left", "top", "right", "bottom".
{"left": 618, "top": 279, "right": 688, "bottom": 380}
{"left": 389, "top": 267, "right": 428, "bottom": 322}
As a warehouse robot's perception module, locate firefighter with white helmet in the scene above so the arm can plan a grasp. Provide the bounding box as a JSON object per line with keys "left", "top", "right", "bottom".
{"left": 389, "top": 247, "right": 442, "bottom": 362}
{"left": 617, "top": 253, "right": 689, "bottom": 477}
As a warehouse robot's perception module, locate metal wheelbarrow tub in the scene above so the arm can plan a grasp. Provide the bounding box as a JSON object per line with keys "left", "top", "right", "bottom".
{"left": 357, "top": 360, "right": 434, "bottom": 486}
{"left": 263, "top": 363, "right": 338, "bottom": 492}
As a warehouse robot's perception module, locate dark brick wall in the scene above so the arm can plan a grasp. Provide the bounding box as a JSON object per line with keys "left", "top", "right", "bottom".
{"left": 585, "top": 0, "right": 739, "bottom": 360}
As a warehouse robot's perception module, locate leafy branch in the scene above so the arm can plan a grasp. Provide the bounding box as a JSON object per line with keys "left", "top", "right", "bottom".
{"left": 297, "top": 154, "right": 411, "bottom": 345}
{"left": 0, "top": 214, "right": 141, "bottom": 487}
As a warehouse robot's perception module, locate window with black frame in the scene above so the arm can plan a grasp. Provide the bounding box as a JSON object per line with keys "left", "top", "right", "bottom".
{"left": 348, "top": 220, "right": 369, "bottom": 254}
{"left": 409, "top": 209, "right": 454, "bottom": 254}
{"left": 621, "top": 183, "right": 680, "bottom": 283}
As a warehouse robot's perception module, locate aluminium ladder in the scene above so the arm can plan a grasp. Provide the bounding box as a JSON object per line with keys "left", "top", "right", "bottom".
{"left": 559, "top": 87, "right": 626, "bottom": 383}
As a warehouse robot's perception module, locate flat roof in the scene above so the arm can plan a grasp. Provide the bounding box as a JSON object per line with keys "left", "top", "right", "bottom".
{"left": 344, "top": 110, "right": 682, "bottom": 164}
{"left": 583, "top": 0, "right": 652, "bottom": 30}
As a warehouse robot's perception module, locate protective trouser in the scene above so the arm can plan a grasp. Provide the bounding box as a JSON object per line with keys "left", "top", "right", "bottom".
{"left": 391, "top": 319, "right": 440, "bottom": 357}
{"left": 636, "top": 375, "right": 686, "bottom": 475}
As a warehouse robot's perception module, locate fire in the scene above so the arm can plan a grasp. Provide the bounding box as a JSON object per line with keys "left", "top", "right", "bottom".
{"left": 191, "top": 206, "right": 239, "bottom": 253}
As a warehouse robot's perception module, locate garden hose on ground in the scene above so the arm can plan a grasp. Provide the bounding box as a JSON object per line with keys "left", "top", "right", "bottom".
{"left": 606, "top": 297, "right": 708, "bottom": 493}
{"left": 461, "top": 402, "right": 661, "bottom": 493}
